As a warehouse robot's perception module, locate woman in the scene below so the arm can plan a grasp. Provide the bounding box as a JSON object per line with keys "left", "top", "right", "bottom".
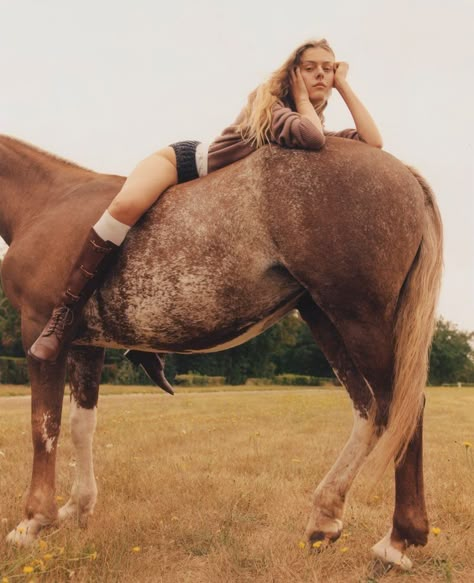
{"left": 29, "top": 38, "right": 382, "bottom": 362}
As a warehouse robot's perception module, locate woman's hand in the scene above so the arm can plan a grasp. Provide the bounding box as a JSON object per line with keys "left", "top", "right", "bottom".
{"left": 333, "top": 61, "right": 349, "bottom": 90}
{"left": 289, "top": 67, "right": 310, "bottom": 105}
{"left": 288, "top": 66, "right": 324, "bottom": 133}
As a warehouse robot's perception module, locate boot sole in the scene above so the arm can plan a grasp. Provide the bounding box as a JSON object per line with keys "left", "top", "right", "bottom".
{"left": 27, "top": 349, "right": 58, "bottom": 365}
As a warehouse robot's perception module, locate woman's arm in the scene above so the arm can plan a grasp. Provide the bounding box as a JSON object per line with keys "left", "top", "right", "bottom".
{"left": 271, "top": 102, "right": 325, "bottom": 149}
{"left": 334, "top": 62, "right": 383, "bottom": 148}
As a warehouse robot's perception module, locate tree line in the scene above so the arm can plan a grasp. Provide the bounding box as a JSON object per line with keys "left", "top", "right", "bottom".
{"left": 1, "top": 261, "right": 473, "bottom": 385}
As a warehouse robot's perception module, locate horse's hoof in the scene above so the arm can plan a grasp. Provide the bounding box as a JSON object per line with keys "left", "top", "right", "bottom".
{"left": 371, "top": 529, "right": 413, "bottom": 570}
{"left": 306, "top": 518, "right": 343, "bottom": 547}
{"left": 6, "top": 519, "right": 42, "bottom": 547}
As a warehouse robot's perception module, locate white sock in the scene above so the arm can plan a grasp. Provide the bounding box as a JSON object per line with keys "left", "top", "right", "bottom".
{"left": 93, "top": 210, "right": 131, "bottom": 246}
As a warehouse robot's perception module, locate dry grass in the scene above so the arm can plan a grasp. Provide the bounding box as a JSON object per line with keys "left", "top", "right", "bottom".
{"left": 0, "top": 386, "right": 472, "bottom": 582}
{"left": 0, "top": 383, "right": 335, "bottom": 398}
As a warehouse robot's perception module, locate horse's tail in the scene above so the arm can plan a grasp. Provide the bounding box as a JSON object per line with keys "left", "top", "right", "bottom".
{"left": 370, "top": 167, "right": 443, "bottom": 478}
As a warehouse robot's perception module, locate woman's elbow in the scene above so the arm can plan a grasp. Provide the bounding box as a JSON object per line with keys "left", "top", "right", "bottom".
{"left": 307, "top": 133, "right": 326, "bottom": 150}
{"left": 365, "top": 132, "right": 383, "bottom": 149}
{"left": 316, "top": 135, "right": 327, "bottom": 149}
{"left": 364, "top": 137, "right": 383, "bottom": 149}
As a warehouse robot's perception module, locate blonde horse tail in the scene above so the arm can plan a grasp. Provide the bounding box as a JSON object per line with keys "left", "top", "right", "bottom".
{"left": 369, "top": 167, "right": 443, "bottom": 479}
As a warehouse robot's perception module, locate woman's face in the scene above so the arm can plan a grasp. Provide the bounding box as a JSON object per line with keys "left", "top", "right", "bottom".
{"left": 297, "top": 47, "right": 335, "bottom": 106}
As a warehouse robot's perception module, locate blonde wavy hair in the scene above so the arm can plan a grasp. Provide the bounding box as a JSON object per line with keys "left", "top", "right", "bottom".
{"left": 237, "top": 39, "right": 335, "bottom": 148}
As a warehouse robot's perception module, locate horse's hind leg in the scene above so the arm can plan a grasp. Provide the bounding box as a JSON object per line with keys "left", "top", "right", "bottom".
{"left": 372, "top": 399, "right": 428, "bottom": 570}
{"left": 300, "top": 296, "right": 424, "bottom": 568}
{"left": 298, "top": 297, "right": 380, "bottom": 544}
{"left": 57, "top": 346, "right": 104, "bottom": 527}
{"left": 7, "top": 354, "right": 67, "bottom": 545}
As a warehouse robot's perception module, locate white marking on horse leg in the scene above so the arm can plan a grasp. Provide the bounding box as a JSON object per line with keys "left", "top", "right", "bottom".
{"left": 306, "top": 408, "right": 379, "bottom": 541}
{"left": 58, "top": 399, "right": 97, "bottom": 526}
{"left": 41, "top": 412, "right": 56, "bottom": 453}
{"left": 371, "top": 528, "right": 413, "bottom": 570}
{"left": 6, "top": 515, "right": 49, "bottom": 547}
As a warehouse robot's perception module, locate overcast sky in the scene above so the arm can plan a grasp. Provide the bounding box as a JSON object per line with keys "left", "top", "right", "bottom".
{"left": 1, "top": 0, "right": 473, "bottom": 330}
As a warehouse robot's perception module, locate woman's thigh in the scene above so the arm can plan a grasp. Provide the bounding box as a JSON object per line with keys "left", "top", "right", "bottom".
{"left": 108, "top": 147, "right": 178, "bottom": 225}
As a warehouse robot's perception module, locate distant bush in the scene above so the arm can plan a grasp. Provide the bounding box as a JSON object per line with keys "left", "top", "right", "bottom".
{"left": 273, "top": 374, "right": 321, "bottom": 386}
{"left": 0, "top": 356, "right": 29, "bottom": 384}
{"left": 174, "top": 373, "right": 226, "bottom": 386}
{"left": 245, "top": 378, "right": 274, "bottom": 385}
{"left": 0, "top": 357, "right": 340, "bottom": 387}
{"left": 101, "top": 361, "right": 150, "bottom": 385}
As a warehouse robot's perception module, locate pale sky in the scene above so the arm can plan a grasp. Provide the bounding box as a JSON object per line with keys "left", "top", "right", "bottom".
{"left": 1, "top": 0, "right": 473, "bottom": 330}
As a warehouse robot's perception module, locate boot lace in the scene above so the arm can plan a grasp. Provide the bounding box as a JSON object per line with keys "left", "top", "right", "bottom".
{"left": 43, "top": 305, "right": 74, "bottom": 338}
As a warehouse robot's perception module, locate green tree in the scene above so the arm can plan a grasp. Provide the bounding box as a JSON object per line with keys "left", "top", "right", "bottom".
{"left": 273, "top": 314, "right": 333, "bottom": 377}
{"left": 0, "top": 262, "right": 23, "bottom": 356}
{"left": 429, "top": 318, "right": 474, "bottom": 384}
{"left": 172, "top": 311, "right": 333, "bottom": 384}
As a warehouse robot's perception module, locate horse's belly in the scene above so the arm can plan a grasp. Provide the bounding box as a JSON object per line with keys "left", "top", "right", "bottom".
{"left": 78, "top": 258, "right": 302, "bottom": 352}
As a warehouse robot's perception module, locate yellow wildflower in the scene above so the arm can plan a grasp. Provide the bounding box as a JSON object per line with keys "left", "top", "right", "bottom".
{"left": 298, "top": 541, "right": 306, "bottom": 549}
{"left": 340, "top": 546, "right": 349, "bottom": 553}
{"left": 32, "top": 559, "right": 45, "bottom": 571}
{"left": 55, "top": 495, "right": 64, "bottom": 502}
{"left": 2, "top": 577, "right": 9, "bottom": 583}
{"left": 23, "top": 566, "right": 34, "bottom": 574}
{"left": 432, "top": 527, "right": 441, "bottom": 536}
{"left": 131, "top": 546, "right": 141, "bottom": 553}
{"left": 43, "top": 553, "right": 54, "bottom": 561}
{"left": 38, "top": 539, "right": 48, "bottom": 550}
{"left": 312, "top": 541, "right": 323, "bottom": 549}
{"left": 462, "top": 441, "right": 472, "bottom": 449}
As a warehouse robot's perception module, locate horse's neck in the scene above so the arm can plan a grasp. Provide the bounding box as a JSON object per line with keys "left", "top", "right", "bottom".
{"left": 0, "top": 137, "right": 88, "bottom": 245}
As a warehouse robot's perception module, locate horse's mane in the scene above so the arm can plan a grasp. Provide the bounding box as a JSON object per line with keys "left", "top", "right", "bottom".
{"left": 0, "top": 134, "right": 92, "bottom": 173}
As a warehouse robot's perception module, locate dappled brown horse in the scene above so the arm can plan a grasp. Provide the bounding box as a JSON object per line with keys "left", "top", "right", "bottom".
{"left": 0, "top": 134, "right": 442, "bottom": 568}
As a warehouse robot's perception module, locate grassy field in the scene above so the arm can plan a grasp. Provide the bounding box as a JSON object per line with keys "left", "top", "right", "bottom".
{"left": 0, "top": 385, "right": 472, "bottom": 582}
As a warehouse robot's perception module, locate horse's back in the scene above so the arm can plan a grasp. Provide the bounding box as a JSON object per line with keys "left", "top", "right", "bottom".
{"left": 3, "top": 138, "right": 430, "bottom": 352}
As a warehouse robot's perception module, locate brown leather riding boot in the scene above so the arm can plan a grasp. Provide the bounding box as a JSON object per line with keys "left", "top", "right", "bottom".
{"left": 28, "top": 228, "right": 118, "bottom": 363}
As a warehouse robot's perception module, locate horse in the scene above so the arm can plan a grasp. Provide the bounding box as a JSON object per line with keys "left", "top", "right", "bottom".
{"left": 0, "top": 134, "right": 442, "bottom": 569}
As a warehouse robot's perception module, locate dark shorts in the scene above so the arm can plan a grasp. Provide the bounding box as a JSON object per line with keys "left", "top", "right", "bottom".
{"left": 169, "top": 140, "right": 201, "bottom": 184}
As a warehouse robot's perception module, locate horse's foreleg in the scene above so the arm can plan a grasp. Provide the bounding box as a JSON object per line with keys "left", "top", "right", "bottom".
{"left": 372, "top": 399, "right": 428, "bottom": 570}
{"left": 58, "top": 346, "right": 104, "bottom": 527}
{"left": 7, "top": 355, "right": 67, "bottom": 546}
